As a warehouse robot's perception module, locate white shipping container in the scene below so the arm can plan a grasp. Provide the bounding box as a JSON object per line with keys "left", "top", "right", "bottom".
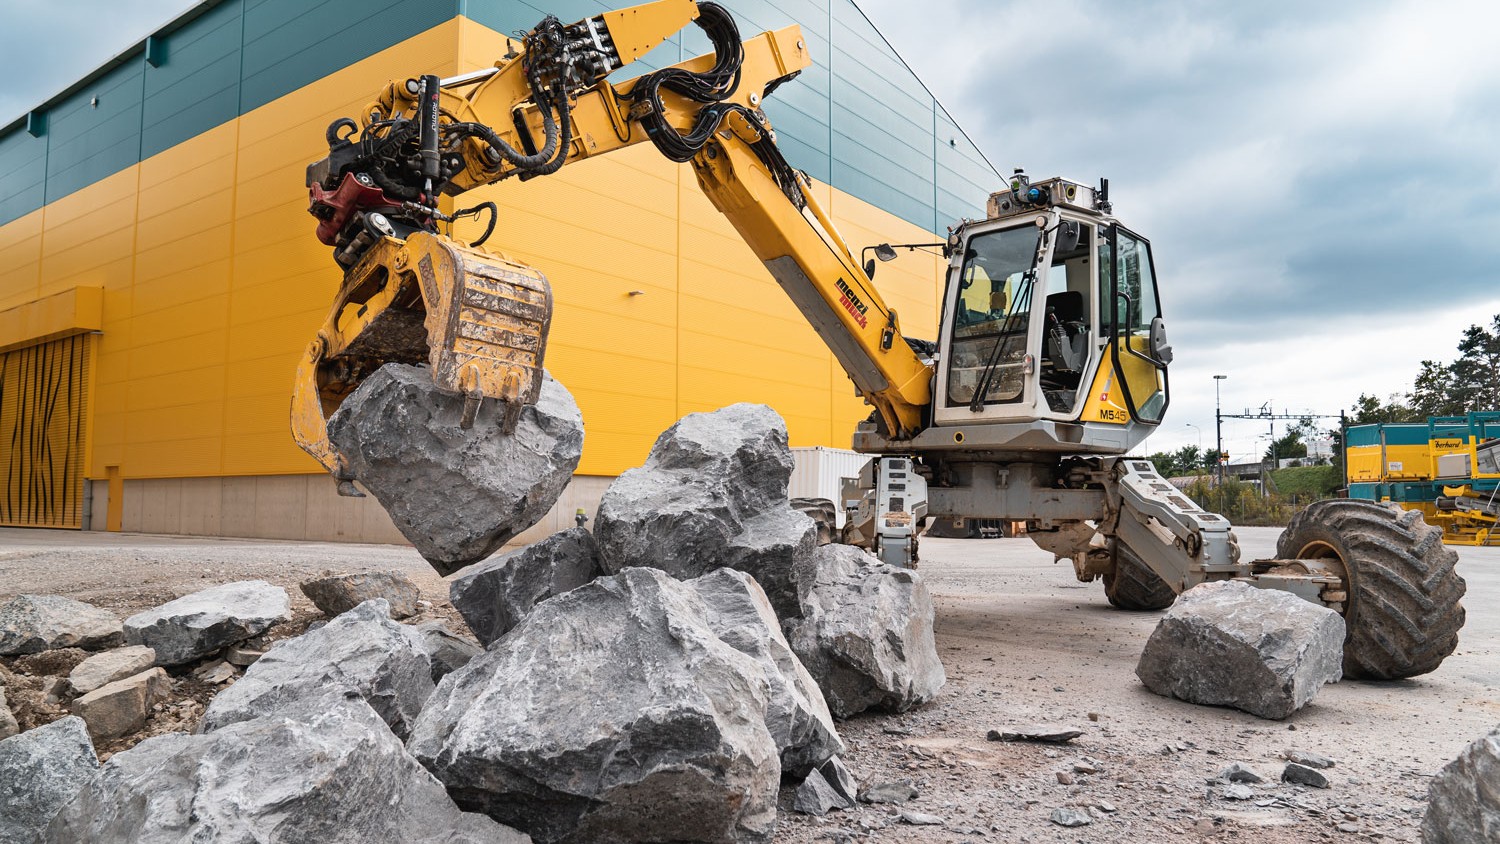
{"left": 790, "top": 447, "right": 871, "bottom": 527}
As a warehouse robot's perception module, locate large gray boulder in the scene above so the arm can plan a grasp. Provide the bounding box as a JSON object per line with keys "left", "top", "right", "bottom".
{"left": 42, "top": 701, "right": 528, "bottom": 844}
{"left": 1135, "top": 580, "right": 1344, "bottom": 720}
{"left": 783, "top": 545, "right": 945, "bottom": 718}
{"left": 0, "top": 687, "right": 16, "bottom": 739}
{"left": 327, "top": 364, "right": 584, "bottom": 575}
{"left": 594, "top": 404, "right": 818, "bottom": 617}
{"left": 0, "top": 595, "right": 122, "bottom": 655}
{"left": 124, "top": 580, "right": 291, "bottom": 666}
{"left": 449, "top": 528, "right": 604, "bottom": 645}
{"left": 688, "top": 568, "right": 842, "bottom": 778}
{"left": 1422, "top": 725, "right": 1500, "bottom": 843}
{"left": 301, "top": 571, "right": 421, "bottom": 619}
{"left": 409, "top": 567, "right": 780, "bottom": 844}
{"left": 200, "top": 600, "right": 433, "bottom": 740}
{"left": 0, "top": 716, "right": 99, "bottom": 844}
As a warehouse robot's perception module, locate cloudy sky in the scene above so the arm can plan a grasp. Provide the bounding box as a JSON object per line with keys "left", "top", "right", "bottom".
{"left": 5, "top": 0, "right": 1498, "bottom": 461}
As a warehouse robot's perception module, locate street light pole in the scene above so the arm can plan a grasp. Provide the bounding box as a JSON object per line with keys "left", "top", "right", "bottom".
{"left": 1214, "top": 375, "right": 1227, "bottom": 483}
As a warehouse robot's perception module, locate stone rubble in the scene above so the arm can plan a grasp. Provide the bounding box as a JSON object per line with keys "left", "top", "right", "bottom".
{"left": 1282, "top": 761, "right": 1331, "bottom": 788}
{"left": 858, "top": 780, "right": 919, "bottom": 805}
{"left": 793, "top": 766, "right": 853, "bottom": 816}
{"left": 42, "top": 700, "right": 528, "bottom": 844}
{"left": 200, "top": 599, "right": 433, "bottom": 740}
{"left": 782, "top": 544, "right": 945, "bottom": 718}
{"left": 0, "top": 595, "right": 123, "bottom": 655}
{"left": 409, "top": 567, "right": 781, "bottom": 844}
{"left": 1285, "top": 748, "right": 1336, "bottom": 769}
{"left": 70, "top": 667, "right": 172, "bottom": 740}
{"left": 66, "top": 645, "right": 157, "bottom": 696}
{"left": 0, "top": 716, "right": 99, "bottom": 844}
{"left": 448, "top": 527, "right": 603, "bottom": 646}
{"left": 1135, "top": 579, "right": 1345, "bottom": 720}
{"left": 987, "top": 725, "right": 1085, "bottom": 744}
{"left": 300, "top": 571, "right": 421, "bottom": 619}
{"left": 1422, "top": 724, "right": 1500, "bottom": 844}
{"left": 594, "top": 403, "right": 818, "bottom": 618}
{"left": 123, "top": 580, "right": 291, "bottom": 666}
{"left": 327, "top": 363, "right": 584, "bottom": 575}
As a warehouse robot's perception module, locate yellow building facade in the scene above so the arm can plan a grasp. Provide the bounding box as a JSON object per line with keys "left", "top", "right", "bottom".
{"left": 0, "top": 0, "right": 995, "bottom": 543}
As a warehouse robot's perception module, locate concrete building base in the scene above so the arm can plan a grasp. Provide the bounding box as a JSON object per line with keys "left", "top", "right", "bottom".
{"left": 88, "top": 473, "right": 614, "bottom": 551}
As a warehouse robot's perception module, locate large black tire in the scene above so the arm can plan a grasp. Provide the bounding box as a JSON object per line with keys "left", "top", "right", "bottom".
{"left": 1103, "top": 540, "right": 1177, "bottom": 611}
{"left": 1278, "top": 500, "right": 1466, "bottom": 680}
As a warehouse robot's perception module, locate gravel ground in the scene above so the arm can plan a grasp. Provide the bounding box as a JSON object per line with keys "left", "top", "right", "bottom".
{"left": 2, "top": 525, "right": 1495, "bottom": 841}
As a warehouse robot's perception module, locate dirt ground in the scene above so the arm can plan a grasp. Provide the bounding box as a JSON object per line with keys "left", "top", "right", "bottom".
{"left": 2, "top": 526, "right": 1495, "bottom": 842}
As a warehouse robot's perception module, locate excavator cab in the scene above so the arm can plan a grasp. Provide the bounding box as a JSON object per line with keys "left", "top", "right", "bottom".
{"left": 930, "top": 173, "right": 1170, "bottom": 456}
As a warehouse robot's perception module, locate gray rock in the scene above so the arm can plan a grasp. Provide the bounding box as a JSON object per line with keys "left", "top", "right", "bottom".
{"left": 594, "top": 404, "right": 819, "bottom": 618}
{"left": 791, "top": 498, "right": 838, "bottom": 545}
{"left": 327, "top": 364, "right": 583, "bottom": 576}
{"left": 1220, "top": 762, "right": 1265, "bottom": 783}
{"left": 301, "top": 571, "right": 421, "bottom": 619}
{"left": 1423, "top": 725, "right": 1500, "bottom": 844}
{"left": 1049, "top": 807, "right": 1092, "bottom": 827}
{"left": 858, "top": 780, "right": 918, "bottom": 805}
{"left": 412, "top": 620, "right": 484, "bottom": 682}
{"left": 688, "top": 568, "right": 842, "bottom": 778}
{"left": 42, "top": 700, "right": 527, "bottom": 844}
{"left": 0, "top": 595, "right": 122, "bottom": 655}
{"left": 987, "top": 724, "right": 1085, "bottom": 744}
{"left": 1135, "top": 580, "right": 1344, "bottom": 720}
{"left": 1285, "top": 749, "right": 1335, "bottom": 769}
{"left": 193, "top": 659, "right": 237, "bottom": 684}
{"left": 1222, "top": 783, "right": 1255, "bottom": 800}
{"left": 200, "top": 600, "right": 433, "bottom": 740}
{"left": 70, "top": 668, "right": 172, "bottom": 740}
{"left": 819, "top": 756, "right": 858, "bottom": 806}
{"left": 793, "top": 767, "right": 851, "bottom": 815}
{"left": 0, "top": 687, "right": 17, "bottom": 739}
{"left": 782, "top": 544, "right": 945, "bottom": 718}
{"left": 1282, "top": 762, "right": 1331, "bottom": 788}
{"left": 900, "top": 811, "right": 944, "bottom": 826}
{"left": 409, "top": 567, "right": 779, "bottom": 844}
{"left": 449, "top": 528, "right": 603, "bottom": 645}
{"left": 224, "top": 645, "right": 265, "bottom": 666}
{"left": 124, "top": 580, "right": 291, "bottom": 666}
{"left": 0, "top": 716, "right": 99, "bottom": 844}
{"left": 68, "top": 645, "right": 157, "bottom": 695}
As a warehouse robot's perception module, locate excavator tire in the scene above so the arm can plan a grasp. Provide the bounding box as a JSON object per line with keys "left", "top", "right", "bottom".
{"left": 1103, "top": 540, "right": 1177, "bottom": 611}
{"left": 1277, "top": 500, "right": 1466, "bottom": 681}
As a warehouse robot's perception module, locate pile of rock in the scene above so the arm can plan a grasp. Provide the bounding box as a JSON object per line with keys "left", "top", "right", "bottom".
{"left": 1, "top": 400, "right": 944, "bottom": 842}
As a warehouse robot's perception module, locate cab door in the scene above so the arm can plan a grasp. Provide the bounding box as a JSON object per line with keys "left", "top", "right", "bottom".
{"left": 1079, "top": 225, "right": 1169, "bottom": 426}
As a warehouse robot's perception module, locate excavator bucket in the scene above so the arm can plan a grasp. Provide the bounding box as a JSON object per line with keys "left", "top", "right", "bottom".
{"left": 291, "top": 231, "right": 552, "bottom": 494}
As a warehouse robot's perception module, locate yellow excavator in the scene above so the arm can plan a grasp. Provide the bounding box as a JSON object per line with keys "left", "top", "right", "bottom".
{"left": 292, "top": 0, "right": 1463, "bottom": 680}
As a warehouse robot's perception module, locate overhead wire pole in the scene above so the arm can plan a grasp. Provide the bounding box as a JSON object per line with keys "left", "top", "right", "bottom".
{"left": 1214, "top": 375, "right": 1227, "bottom": 483}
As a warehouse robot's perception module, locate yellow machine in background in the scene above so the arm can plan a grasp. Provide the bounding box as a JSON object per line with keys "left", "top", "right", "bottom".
{"left": 293, "top": 0, "right": 1465, "bottom": 681}
{"left": 1346, "top": 413, "right": 1500, "bottom": 546}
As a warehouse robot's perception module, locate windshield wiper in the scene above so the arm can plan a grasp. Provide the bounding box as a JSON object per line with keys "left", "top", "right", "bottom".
{"left": 968, "top": 228, "right": 1048, "bottom": 412}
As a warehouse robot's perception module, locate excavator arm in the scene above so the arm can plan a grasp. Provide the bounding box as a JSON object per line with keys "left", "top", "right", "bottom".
{"left": 294, "top": 0, "right": 932, "bottom": 488}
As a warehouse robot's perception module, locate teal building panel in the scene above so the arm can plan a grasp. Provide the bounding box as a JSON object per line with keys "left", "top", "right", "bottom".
{"left": 1, "top": 0, "right": 996, "bottom": 236}
{"left": 141, "top": 1, "right": 244, "bottom": 159}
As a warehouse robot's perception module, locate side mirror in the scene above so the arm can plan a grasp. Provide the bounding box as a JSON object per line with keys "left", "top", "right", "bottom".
{"left": 875, "top": 243, "right": 898, "bottom": 262}
{"left": 864, "top": 258, "right": 877, "bottom": 279}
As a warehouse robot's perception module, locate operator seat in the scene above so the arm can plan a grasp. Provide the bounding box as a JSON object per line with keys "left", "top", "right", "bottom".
{"left": 1043, "top": 290, "right": 1088, "bottom": 377}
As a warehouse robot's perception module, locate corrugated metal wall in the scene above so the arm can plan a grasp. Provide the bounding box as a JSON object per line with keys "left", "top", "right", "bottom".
{"left": 0, "top": 334, "right": 92, "bottom": 527}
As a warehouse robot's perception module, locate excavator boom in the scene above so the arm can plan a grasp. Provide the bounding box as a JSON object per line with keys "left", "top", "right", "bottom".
{"left": 293, "top": 0, "right": 932, "bottom": 487}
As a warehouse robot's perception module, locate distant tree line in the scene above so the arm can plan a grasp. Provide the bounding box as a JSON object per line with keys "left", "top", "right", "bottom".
{"left": 1350, "top": 314, "right": 1500, "bottom": 423}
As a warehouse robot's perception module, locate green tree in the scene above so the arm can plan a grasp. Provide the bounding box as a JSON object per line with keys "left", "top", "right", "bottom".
{"left": 1449, "top": 316, "right": 1500, "bottom": 412}
{"left": 1350, "top": 392, "right": 1418, "bottom": 424}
